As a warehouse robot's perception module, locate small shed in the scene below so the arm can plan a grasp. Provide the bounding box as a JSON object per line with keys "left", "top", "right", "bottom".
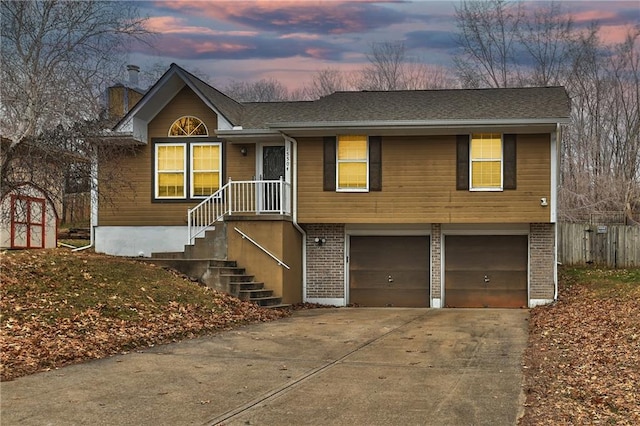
{"left": 1, "top": 184, "right": 58, "bottom": 249}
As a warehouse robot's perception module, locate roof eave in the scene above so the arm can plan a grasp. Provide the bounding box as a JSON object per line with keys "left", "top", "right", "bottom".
{"left": 98, "top": 131, "right": 145, "bottom": 145}
{"left": 216, "top": 129, "right": 283, "bottom": 143}
{"left": 268, "top": 118, "right": 571, "bottom": 130}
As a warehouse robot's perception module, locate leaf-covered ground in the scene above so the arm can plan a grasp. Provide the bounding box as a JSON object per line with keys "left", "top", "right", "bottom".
{"left": 3, "top": 250, "right": 639, "bottom": 424}
{"left": 0, "top": 249, "right": 290, "bottom": 381}
{"left": 519, "top": 267, "right": 640, "bottom": 425}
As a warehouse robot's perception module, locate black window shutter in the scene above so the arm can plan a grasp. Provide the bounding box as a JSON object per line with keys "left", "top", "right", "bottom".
{"left": 456, "top": 135, "right": 470, "bottom": 190}
{"left": 369, "top": 136, "right": 382, "bottom": 191}
{"left": 323, "top": 136, "right": 336, "bottom": 191}
{"left": 503, "top": 134, "right": 517, "bottom": 190}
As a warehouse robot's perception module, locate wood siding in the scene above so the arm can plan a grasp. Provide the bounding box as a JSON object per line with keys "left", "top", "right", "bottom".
{"left": 99, "top": 87, "right": 256, "bottom": 226}
{"left": 297, "top": 134, "right": 552, "bottom": 224}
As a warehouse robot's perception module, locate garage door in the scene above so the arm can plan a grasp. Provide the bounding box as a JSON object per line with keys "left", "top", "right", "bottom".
{"left": 349, "top": 236, "right": 430, "bottom": 307}
{"left": 445, "top": 235, "right": 527, "bottom": 308}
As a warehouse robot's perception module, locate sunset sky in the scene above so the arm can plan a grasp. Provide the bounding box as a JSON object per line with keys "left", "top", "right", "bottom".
{"left": 130, "top": 1, "right": 640, "bottom": 90}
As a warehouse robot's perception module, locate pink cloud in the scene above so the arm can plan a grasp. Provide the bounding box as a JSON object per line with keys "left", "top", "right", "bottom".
{"left": 279, "top": 33, "right": 321, "bottom": 40}
{"left": 598, "top": 24, "right": 638, "bottom": 44}
{"left": 154, "top": 0, "right": 394, "bottom": 34}
{"left": 151, "top": 36, "right": 252, "bottom": 58}
{"left": 146, "top": 15, "right": 257, "bottom": 36}
{"left": 571, "top": 10, "right": 619, "bottom": 23}
{"left": 304, "top": 47, "right": 333, "bottom": 59}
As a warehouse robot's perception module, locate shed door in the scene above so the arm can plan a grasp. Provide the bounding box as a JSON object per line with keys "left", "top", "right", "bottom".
{"left": 445, "top": 235, "right": 527, "bottom": 308}
{"left": 349, "top": 236, "right": 430, "bottom": 307}
{"left": 11, "top": 195, "right": 46, "bottom": 249}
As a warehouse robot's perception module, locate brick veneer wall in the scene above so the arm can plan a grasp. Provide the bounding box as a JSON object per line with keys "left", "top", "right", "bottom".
{"left": 305, "top": 224, "right": 345, "bottom": 299}
{"left": 431, "top": 223, "right": 442, "bottom": 300}
{"left": 530, "top": 223, "right": 556, "bottom": 300}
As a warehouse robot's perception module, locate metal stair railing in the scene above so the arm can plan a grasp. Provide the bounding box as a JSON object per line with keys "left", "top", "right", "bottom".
{"left": 187, "top": 178, "right": 291, "bottom": 244}
{"left": 234, "top": 227, "right": 290, "bottom": 269}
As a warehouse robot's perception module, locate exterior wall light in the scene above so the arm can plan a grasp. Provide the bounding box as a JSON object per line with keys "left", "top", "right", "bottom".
{"left": 240, "top": 146, "right": 248, "bottom": 156}
{"left": 314, "top": 237, "right": 326, "bottom": 246}
{"left": 540, "top": 197, "right": 548, "bottom": 207}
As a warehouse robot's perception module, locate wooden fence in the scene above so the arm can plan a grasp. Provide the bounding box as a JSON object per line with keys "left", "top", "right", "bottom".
{"left": 558, "top": 222, "right": 640, "bottom": 268}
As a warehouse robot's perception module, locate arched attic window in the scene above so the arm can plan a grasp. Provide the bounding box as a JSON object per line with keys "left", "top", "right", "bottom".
{"left": 168, "top": 116, "right": 208, "bottom": 137}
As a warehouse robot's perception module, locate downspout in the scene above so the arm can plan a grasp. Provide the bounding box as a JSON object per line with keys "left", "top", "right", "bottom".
{"left": 73, "top": 148, "right": 98, "bottom": 252}
{"left": 553, "top": 123, "right": 561, "bottom": 301}
{"left": 283, "top": 134, "right": 307, "bottom": 302}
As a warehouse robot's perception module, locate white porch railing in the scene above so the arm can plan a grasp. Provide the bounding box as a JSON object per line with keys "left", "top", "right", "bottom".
{"left": 187, "top": 178, "right": 291, "bottom": 244}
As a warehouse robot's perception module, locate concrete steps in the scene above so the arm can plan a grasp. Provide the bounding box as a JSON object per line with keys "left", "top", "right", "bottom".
{"left": 148, "top": 229, "right": 286, "bottom": 308}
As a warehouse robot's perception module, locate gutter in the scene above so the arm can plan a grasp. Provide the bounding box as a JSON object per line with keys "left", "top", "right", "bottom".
{"left": 282, "top": 133, "right": 307, "bottom": 303}
{"left": 267, "top": 117, "right": 572, "bottom": 130}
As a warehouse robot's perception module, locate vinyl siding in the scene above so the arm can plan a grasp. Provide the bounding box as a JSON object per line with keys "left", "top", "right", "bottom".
{"left": 297, "top": 134, "right": 552, "bottom": 224}
{"left": 99, "top": 87, "right": 255, "bottom": 226}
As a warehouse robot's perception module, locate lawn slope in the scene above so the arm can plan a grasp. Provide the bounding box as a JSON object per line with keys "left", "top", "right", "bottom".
{"left": 1, "top": 249, "right": 289, "bottom": 381}
{"left": 520, "top": 267, "right": 640, "bottom": 425}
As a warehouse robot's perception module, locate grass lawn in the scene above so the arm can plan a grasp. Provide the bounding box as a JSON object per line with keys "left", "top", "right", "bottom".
{"left": 519, "top": 267, "right": 640, "bottom": 425}
{"left": 0, "top": 249, "right": 289, "bottom": 381}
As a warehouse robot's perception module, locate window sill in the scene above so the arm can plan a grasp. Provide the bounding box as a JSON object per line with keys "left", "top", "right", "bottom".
{"left": 336, "top": 189, "right": 369, "bottom": 193}
{"left": 469, "top": 188, "right": 504, "bottom": 192}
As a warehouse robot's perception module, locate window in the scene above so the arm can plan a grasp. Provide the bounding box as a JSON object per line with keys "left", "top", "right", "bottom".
{"left": 337, "top": 135, "right": 368, "bottom": 191}
{"left": 323, "top": 136, "right": 381, "bottom": 192}
{"left": 156, "top": 144, "right": 186, "bottom": 198}
{"left": 470, "top": 133, "right": 502, "bottom": 190}
{"left": 154, "top": 142, "right": 221, "bottom": 200}
{"left": 169, "top": 116, "right": 208, "bottom": 137}
{"left": 191, "top": 143, "right": 220, "bottom": 197}
{"left": 456, "top": 134, "right": 516, "bottom": 191}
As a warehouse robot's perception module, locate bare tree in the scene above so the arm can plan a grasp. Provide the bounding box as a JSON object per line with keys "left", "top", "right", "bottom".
{"left": 354, "top": 41, "right": 459, "bottom": 91}
{"left": 1, "top": 0, "right": 149, "bottom": 218}
{"left": 304, "top": 68, "right": 352, "bottom": 99}
{"left": 454, "top": 0, "right": 524, "bottom": 88}
{"left": 357, "top": 41, "right": 408, "bottom": 90}
{"left": 561, "top": 28, "right": 640, "bottom": 222}
{"left": 453, "top": 0, "right": 640, "bottom": 221}
{"left": 223, "top": 78, "right": 291, "bottom": 102}
{"left": 518, "top": 1, "right": 574, "bottom": 86}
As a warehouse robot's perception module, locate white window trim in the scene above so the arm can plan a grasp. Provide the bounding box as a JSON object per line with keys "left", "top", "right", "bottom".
{"left": 469, "top": 133, "right": 504, "bottom": 192}
{"left": 336, "top": 136, "right": 369, "bottom": 192}
{"left": 155, "top": 143, "right": 187, "bottom": 199}
{"left": 168, "top": 116, "right": 209, "bottom": 137}
{"left": 190, "top": 142, "right": 222, "bottom": 199}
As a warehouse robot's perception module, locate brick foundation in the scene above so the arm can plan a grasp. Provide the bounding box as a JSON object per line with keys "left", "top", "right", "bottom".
{"left": 529, "top": 223, "right": 556, "bottom": 301}
{"left": 304, "top": 224, "right": 345, "bottom": 300}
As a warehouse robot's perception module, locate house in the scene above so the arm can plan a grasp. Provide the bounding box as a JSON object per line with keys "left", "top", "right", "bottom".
{"left": 95, "top": 63, "right": 570, "bottom": 308}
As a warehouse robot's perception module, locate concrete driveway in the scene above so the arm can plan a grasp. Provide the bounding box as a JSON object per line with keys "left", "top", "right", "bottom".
{"left": 1, "top": 308, "right": 529, "bottom": 426}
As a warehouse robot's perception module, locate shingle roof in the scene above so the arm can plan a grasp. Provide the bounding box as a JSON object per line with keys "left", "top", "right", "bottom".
{"left": 176, "top": 65, "right": 245, "bottom": 126}
{"left": 235, "top": 87, "right": 570, "bottom": 129}
{"left": 117, "top": 63, "right": 569, "bottom": 136}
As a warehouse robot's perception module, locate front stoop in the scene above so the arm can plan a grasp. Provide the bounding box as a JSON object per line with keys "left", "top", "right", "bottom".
{"left": 148, "top": 230, "right": 287, "bottom": 308}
